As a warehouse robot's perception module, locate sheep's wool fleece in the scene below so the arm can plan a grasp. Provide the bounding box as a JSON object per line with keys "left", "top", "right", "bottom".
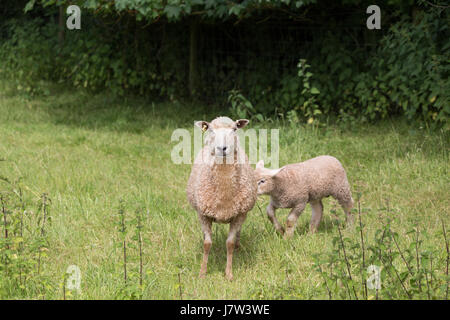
{"left": 209, "top": 116, "right": 236, "bottom": 129}
{"left": 186, "top": 118, "right": 257, "bottom": 223}
{"left": 268, "top": 156, "right": 352, "bottom": 208}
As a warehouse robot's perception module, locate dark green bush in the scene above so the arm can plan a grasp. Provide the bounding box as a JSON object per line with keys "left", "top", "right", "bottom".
{"left": 0, "top": 2, "right": 448, "bottom": 127}
{"left": 357, "top": 11, "right": 449, "bottom": 125}
{"left": 0, "top": 18, "right": 57, "bottom": 95}
{"left": 247, "top": 9, "right": 449, "bottom": 127}
{"left": 0, "top": 15, "right": 188, "bottom": 98}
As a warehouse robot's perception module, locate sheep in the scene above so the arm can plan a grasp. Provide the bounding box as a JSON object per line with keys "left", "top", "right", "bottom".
{"left": 186, "top": 116, "right": 257, "bottom": 280}
{"left": 255, "top": 155, "right": 354, "bottom": 238}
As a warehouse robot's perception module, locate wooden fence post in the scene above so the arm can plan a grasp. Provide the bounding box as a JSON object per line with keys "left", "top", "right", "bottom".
{"left": 189, "top": 18, "right": 198, "bottom": 97}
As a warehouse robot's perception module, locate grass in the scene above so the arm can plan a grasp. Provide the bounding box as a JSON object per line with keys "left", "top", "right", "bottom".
{"left": 0, "top": 81, "right": 448, "bottom": 299}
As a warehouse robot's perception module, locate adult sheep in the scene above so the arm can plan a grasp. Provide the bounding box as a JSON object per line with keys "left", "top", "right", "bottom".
{"left": 187, "top": 117, "right": 257, "bottom": 280}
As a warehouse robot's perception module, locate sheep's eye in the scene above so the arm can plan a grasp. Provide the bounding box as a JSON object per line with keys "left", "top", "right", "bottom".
{"left": 258, "top": 179, "right": 265, "bottom": 185}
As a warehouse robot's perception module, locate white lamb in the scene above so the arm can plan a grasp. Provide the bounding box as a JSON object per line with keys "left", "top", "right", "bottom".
{"left": 187, "top": 117, "right": 257, "bottom": 280}
{"left": 255, "top": 155, "right": 354, "bottom": 238}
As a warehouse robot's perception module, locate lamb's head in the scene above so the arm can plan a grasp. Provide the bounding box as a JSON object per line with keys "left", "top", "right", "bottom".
{"left": 255, "top": 160, "right": 284, "bottom": 195}
{"left": 195, "top": 117, "right": 249, "bottom": 159}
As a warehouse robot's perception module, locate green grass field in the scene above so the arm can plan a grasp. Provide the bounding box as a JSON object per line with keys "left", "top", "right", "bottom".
{"left": 0, "top": 81, "right": 448, "bottom": 299}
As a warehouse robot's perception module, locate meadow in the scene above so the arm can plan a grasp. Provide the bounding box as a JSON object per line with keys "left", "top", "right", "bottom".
{"left": 0, "top": 81, "right": 448, "bottom": 299}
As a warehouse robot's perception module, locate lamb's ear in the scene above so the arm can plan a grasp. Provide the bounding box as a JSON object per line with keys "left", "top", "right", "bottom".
{"left": 256, "top": 160, "right": 265, "bottom": 169}
{"left": 195, "top": 121, "right": 210, "bottom": 132}
{"left": 236, "top": 119, "right": 249, "bottom": 129}
{"left": 270, "top": 166, "right": 285, "bottom": 177}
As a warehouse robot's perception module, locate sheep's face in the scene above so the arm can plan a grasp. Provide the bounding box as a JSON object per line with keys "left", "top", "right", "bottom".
{"left": 255, "top": 160, "right": 283, "bottom": 195}
{"left": 195, "top": 117, "right": 249, "bottom": 159}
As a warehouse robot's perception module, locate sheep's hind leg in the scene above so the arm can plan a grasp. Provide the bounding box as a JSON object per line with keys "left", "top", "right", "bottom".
{"left": 225, "top": 214, "right": 246, "bottom": 281}
{"left": 199, "top": 215, "right": 213, "bottom": 278}
{"left": 310, "top": 200, "right": 323, "bottom": 234}
{"left": 284, "top": 203, "right": 306, "bottom": 239}
{"left": 267, "top": 201, "right": 285, "bottom": 235}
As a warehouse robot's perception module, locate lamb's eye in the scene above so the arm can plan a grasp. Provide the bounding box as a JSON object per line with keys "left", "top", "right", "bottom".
{"left": 258, "top": 179, "right": 265, "bottom": 185}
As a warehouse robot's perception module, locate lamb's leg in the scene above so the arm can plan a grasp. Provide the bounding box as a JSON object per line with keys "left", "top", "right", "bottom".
{"left": 284, "top": 203, "right": 306, "bottom": 239}
{"left": 199, "top": 215, "right": 213, "bottom": 278}
{"left": 310, "top": 200, "right": 323, "bottom": 234}
{"left": 267, "top": 201, "right": 285, "bottom": 235}
{"left": 225, "top": 214, "right": 246, "bottom": 281}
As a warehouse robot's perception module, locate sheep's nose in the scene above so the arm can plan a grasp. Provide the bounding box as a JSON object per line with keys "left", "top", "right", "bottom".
{"left": 216, "top": 146, "right": 227, "bottom": 153}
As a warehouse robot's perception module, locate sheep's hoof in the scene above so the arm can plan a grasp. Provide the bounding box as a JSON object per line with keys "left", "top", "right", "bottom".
{"left": 235, "top": 242, "right": 240, "bottom": 250}
{"left": 346, "top": 218, "right": 355, "bottom": 227}
{"left": 225, "top": 273, "right": 233, "bottom": 281}
{"left": 199, "top": 272, "right": 206, "bottom": 279}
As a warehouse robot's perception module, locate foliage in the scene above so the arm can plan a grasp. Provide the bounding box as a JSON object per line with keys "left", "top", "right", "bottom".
{"left": 0, "top": 1, "right": 448, "bottom": 127}
{"left": 0, "top": 15, "right": 187, "bottom": 98}
{"left": 0, "top": 18, "right": 56, "bottom": 96}
{"left": 228, "top": 89, "right": 265, "bottom": 122}
{"left": 245, "top": 7, "right": 449, "bottom": 127}
{"left": 0, "top": 180, "right": 55, "bottom": 299}
{"left": 359, "top": 11, "right": 449, "bottom": 125}
{"left": 307, "top": 8, "right": 449, "bottom": 126}
{"left": 275, "top": 59, "right": 321, "bottom": 125}
{"left": 313, "top": 201, "right": 449, "bottom": 300}
{"left": 25, "top": 0, "right": 318, "bottom": 21}
{"left": 230, "top": 5, "right": 448, "bottom": 127}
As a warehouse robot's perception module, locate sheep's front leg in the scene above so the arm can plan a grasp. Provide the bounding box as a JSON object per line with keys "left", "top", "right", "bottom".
{"left": 284, "top": 203, "right": 306, "bottom": 239}
{"left": 199, "top": 215, "right": 213, "bottom": 278}
{"left": 267, "top": 201, "right": 285, "bottom": 235}
{"left": 225, "top": 214, "right": 246, "bottom": 281}
{"left": 309, "top": 200, "right": 323, "bottom": 234}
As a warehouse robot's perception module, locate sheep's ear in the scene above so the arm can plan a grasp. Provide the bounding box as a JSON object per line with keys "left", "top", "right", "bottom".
{"left": 236, "top": 119, "right": 249, "bottom": 129}
{"left": 256, "top": 160, "right": 265, "bottom": 169}
{"left": 270, "top": 166, "right": 285, "bottom": 177}
{"left": 195, "top": 121, "right": 210, "bottom": 132}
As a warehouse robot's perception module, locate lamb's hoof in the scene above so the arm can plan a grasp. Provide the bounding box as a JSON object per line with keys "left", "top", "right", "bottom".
{"left": 310, "top": 227, "right": 318, "bottom": 234}
{"left": 199, "top": 272, "right": 206, "bottom": 279}
{"left": 225, "top": 273, "right": 233, "bottom": 281}
{"left": 283, "top": 232, "right": 293, "bottom": 240}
